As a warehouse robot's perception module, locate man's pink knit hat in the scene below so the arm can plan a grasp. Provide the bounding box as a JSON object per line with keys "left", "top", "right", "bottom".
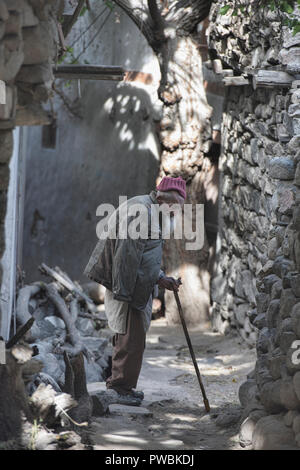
{"left": 156, "top": 176, "right": 186, "bottom": 200}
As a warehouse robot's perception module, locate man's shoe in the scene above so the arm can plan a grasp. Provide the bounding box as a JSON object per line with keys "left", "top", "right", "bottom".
{"left": 106, "top": 388, "right": 142, "bottom": 407}
{"left": 130, "top": 389, "right": 144, "bottom": 400}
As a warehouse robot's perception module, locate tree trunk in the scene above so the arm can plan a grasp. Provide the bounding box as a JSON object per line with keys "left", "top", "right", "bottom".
{"left": 113, "top": 0, "right": 213, "bottom": 324}
{"left": 157, "top": 34, "right": 212, "bottom": 325}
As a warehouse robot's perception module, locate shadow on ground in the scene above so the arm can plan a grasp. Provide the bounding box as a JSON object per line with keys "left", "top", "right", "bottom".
{"left": 89, "top": 318, "right": 256, "bottom": 450}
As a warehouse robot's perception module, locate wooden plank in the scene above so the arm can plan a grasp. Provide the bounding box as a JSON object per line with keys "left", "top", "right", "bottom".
{"left": 0, "top": 80, "right": 5, "bottom": 105}
{"left": 53, "top": 65, "right": 125, "bottom": 81}
{"left": 222, "top": 69, "right": 234, "bottom": 77}
{"left": 223, "top": 76, "right": 250, "bottom": 86}
{"left": 212, "top": 59, "right": 223, "bottom": 75}
{"left": 253, "top": 70, "right": 294, "bottom": 89}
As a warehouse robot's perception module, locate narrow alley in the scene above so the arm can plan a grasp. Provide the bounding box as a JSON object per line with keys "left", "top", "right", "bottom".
{"left": 90, "top": 318, "right": 256, "bottom": 451}
{"left": 1, "top": 0, "right": 300, "bottom": 454}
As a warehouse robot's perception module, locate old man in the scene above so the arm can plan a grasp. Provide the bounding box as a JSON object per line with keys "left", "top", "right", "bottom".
{"left": 84, "top": 176, "right": 186, "bottom": 405}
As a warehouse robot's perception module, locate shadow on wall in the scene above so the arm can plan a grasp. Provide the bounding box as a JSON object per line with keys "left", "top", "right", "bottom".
{"left": 22, "top": 80, "right": 160, "bottom": 283}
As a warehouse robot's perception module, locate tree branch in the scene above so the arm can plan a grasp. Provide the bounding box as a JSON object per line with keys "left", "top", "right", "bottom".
{"left": 112, "top": 0, "right": 158, "bottom": 49}
{"left": 63, "top": 0, "right": 85, "bottom": 38}
{"left": 147, "top": 0, "right": 166, "bottom": 49}
{"left": 165, "top": 0, "right": 212, "bottom": 33}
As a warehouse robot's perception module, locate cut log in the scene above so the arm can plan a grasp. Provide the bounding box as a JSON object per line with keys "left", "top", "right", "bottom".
{"left": 30, "top": 383, "right": 77, "bottom": 427}
{"left": 41, "top": 282, "right": 85, "bottom": 358}
{"left": 6, "top": 318, "right": 35, "bottom": 349}
{"left": 63, "top": 352, "right": 92, "bottom": 425}
{"left": 16, "top": 284, "right": 40, "bottom": 326}
{"left": 10, "top": 343, "right": 33, "bottom": 364}
{"left": 63, "top": 351, "right": 75, "bottom": 398}
{"left": 39, "top": 263, "right": 94, "bottom": 307}
{"left": 253, "top": 70, "right": 294, "bottom": 89}
{"left": 68, "top": 353, "right": 93, "bottom": 425}
{"left": 70, "top": 298, "right": 79, "bottom": 323}
{"left": 40, "top": 282, "right": 93, "bottom": 360}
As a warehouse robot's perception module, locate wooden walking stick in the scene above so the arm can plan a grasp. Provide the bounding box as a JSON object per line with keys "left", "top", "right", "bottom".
{"left": 173, "top": 284, "right": 210, "bottom": 412}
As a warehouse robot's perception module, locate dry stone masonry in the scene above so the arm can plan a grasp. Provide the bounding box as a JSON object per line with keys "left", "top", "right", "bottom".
{"left": 208, "top": 0, "right": 300, "bottom": 450}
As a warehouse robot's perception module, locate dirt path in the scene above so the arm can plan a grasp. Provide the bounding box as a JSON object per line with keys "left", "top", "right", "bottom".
{"left": 90, "top": 318, "right": 256, "bottom": 450}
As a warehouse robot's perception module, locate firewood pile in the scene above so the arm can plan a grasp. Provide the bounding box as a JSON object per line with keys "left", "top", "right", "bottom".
{"left": 0, "top": 264, "right": 111, "bottom": 450}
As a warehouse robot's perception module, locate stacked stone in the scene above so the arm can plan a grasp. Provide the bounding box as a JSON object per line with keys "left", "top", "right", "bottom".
{"left": 207, "top": 0, "right": 284, "bottom": 73}
{"left": 237, "top": 81, "right": 300, "bottom": 449}
{"left": 209, "top": 0, "right": 300, "bottom": 449}
{"left": 210, "top": 85, "right": 279, "bottom": 344}
{"left": 0, "top": 0, "right": 59, "bottom": 289}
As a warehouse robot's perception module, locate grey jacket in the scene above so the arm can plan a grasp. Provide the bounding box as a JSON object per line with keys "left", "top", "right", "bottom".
{"left": 84, "top": 191, "right": 163, "bottom": 311}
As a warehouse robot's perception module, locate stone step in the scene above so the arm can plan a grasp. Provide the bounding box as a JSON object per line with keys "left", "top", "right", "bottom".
{"left": 108, "top": 404, "right": 153, "bottom": 417}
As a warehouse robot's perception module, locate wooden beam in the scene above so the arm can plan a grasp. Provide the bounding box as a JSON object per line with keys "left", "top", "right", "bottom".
{"left": 53, "top": 64, "right": 125, "bottom": 81}
{"left": 253, "top": 70, "right": 294, "bottom": 89}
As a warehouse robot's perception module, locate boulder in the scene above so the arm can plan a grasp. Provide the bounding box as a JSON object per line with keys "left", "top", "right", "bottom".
{"left": 21, "top": 2, "right": 39, "bottom": 27}
{"left": 76, "top": 318, "right": 95, "bottom": 337}
{"left": 284, "top": 410, "right": 299, "bottom": 427}
{"left": 81, "top": 336, "right": 108, "bottom": 357}
{"left": 22, "top": 22, "right": 54, "bottom": 65}
{"left": 83, "top": 357, "right": 103, "bottom": 383}
{"left": 291, "top": 303, "right": 300, "bottom": 337}
{"left": 293, "top": 414, "right": 300, "bottom": 435}
{"left": 239, "top": 379, "right": 257, "bottom": 408}
{"left": 260, "top": 380, "right": 284, "bottom": 414}
{"left": 239, "top": 410, "right": 267, "bottom": 448}
{"left": 293, "top": 371, "right": 300, "bottom": 401}
{"left": 279, "top": 379, "right": 300, "bottom": 410}
{"left": 252, "top": 414, "right": 297, "bottom": 450}
{"left": 280, "top": 47, "right": 300, "bottom": 73}
{"left": 279, "top": 289, "right": 297, "bottom": 320}
{"left": 268, "top": 157, "right": 295, "bottom": 180}
{"left": 34, "top": 352, "right": 63, "bottom": 384}
{"left": 266, "top": 299, "right": 280, "bottom": 329}
{"left": 16, "top": 63, "right": 53, "bottom": 84}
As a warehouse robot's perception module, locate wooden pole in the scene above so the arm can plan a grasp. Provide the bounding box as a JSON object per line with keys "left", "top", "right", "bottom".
{"left": 53, "top": 64, "right": 125, "bottom": 81}
{"left": 173, "top": 289, "right": 210, "bottom": 412}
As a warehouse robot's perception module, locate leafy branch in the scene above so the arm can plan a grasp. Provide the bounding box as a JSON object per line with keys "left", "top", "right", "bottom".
{"left": 220, "top": 0, "right": 300, "bottom": 35}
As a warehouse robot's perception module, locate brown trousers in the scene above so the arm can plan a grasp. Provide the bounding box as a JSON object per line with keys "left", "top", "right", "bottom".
{"left": 106, "top": 306, "right": 146, "bottom": 392}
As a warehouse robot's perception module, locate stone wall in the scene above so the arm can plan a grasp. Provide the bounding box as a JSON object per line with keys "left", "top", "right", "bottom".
{"left": 0, "top": 0, "right": 60, "bottom": 330}
{"left": 208, "top": 0, "right": 300, "bottom": 450}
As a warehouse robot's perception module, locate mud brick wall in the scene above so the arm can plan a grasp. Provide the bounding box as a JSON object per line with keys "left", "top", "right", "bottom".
{"left": 0, "top": 0, "right": 60, "bottom": 325}
{"left": 208, "top": 0, "right": 300, "bottom": 450}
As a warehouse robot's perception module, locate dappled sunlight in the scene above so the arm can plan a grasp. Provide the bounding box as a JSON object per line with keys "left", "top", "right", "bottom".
{"left": 88, "top": 320, "right": 253, "bottom": 450}
{"left": 102, "top": 434, "right": 148, "bottom": 445}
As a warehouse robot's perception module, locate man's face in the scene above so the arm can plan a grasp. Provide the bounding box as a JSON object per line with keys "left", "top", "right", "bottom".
{"left": 157, "top": 191, "right": 185, "bottom": 217}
